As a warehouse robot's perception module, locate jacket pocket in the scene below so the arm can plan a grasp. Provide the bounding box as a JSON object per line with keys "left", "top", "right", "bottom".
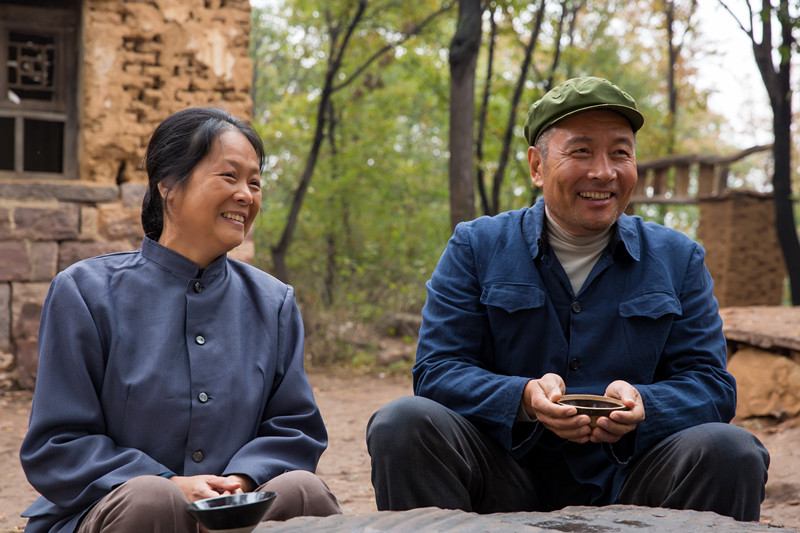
{"left": 480, "top": 283, "right": 546, "bottom": 313}
{"left": 619, "top": 291, "right": 681, "bottom": 319}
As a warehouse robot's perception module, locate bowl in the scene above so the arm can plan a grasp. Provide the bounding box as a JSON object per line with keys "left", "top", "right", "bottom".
{"left": 557, "top": 394, "right": 629, "bottom": 428}
{"left": 185, "top": 491, "right": 276, "bottom": 533}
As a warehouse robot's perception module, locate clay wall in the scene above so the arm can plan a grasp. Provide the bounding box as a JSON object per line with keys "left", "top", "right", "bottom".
{"left": 698, "top": 191, "right": 787, "bottom": 308}
{"left": 1, "top": 0, "right": 255, "bottom": 388}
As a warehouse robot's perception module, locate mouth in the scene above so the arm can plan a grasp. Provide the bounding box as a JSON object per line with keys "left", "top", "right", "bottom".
{"left": 578, "top": 191, "right": 612, "bottom": 200}
{"left": 222, "top": 212, "right": 246, "bottom": 224}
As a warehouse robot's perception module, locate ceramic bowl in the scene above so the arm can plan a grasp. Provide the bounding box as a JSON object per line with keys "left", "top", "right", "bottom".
{"left": 185, "top": 491, "right": 276, "bottom": 533}
{"left": 557, "top": 394, "right": 629, "bottom": 428}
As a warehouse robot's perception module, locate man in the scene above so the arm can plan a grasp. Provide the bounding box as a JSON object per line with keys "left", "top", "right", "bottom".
{"left": 367, "top": 77, "right": 769, "bottom": 521}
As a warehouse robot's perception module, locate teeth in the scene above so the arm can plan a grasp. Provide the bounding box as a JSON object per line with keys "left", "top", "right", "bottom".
{"left": 579, "top": 192, "right": 611, "bottom": 200}
{"left": 223, "top": 213, "right": 245, "bottom": 223}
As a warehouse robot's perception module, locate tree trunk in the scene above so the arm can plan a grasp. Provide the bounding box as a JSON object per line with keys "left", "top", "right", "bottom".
{"left": 448, "top": 0, "right": 482, "bottom": 231}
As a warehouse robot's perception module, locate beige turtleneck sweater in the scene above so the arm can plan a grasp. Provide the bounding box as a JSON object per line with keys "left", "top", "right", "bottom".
{"left": 544, "top": 206, "right": 612, "bottom": 296}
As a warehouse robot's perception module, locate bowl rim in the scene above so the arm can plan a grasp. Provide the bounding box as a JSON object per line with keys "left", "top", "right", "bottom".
{"left": 557, "top": 394, "right": 628, "bottom": 410}
{"left": 185, "top": 491, "right": 277, "bottom": 512}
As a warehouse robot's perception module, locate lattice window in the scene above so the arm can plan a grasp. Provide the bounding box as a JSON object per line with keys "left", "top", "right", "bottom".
{"left": 0, "top": 1, "right": 78, "bottom": 179}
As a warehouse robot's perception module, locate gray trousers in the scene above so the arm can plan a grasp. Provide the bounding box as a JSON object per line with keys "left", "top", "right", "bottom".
{"left": 366, "top": 396, "right": 769, "bottom": 521}
{"left": 77, "top": 470, "right": 341, "bottom": 532}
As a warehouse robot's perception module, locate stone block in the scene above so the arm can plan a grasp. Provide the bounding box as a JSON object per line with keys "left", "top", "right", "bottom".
{"left": 29, "top": 241, "right": 59, "bottom": 281}
{"left": 121, "top": 183, "right": 147, "bottom": 209}
{"left": 0, "top": 283, "right": 10, "bottom": 352}
{"left": 14, "top": 205, "right": 80, "bottom": 240}
{"left": 59, "top": 240, "right": 135, "bottom": 271}
{"left": 0, "top": 181, "right": 120, "bottom": 202}
{"left": 11, "top": 282, "right": 50, "bottom": 341}
{"left": 10, "top": 281, "right": 49, "bottom": 388}
{"left": 15, "top": 338, "right": 38, "bottom": 389}
{"left": 0, "top": 241, "right": 31, "bottom": 282}
{"left": 80, "top": 206, "right": 100, "bottom": 241}
{"left": 0, "top": 206, "right": 10, "bottom": 235}
{"left": 98, "top": 203, "right": 144, "bottom": 240}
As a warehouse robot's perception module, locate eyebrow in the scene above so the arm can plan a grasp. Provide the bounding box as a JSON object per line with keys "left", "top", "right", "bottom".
{"left": 564, "top": 135, "right": 635, "bottom": 149}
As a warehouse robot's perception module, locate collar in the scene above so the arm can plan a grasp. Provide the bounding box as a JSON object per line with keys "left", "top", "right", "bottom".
{"left": 141, "top": 237, "right": 227, "bottom": 280}
{"left": 522, "top": 199, "right": 641, "bottom": 262}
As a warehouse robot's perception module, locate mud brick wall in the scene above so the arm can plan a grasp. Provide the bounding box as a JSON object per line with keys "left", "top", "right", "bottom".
{"left": 697, "top": 191, "right": 787, "bottom": 308}
{"left": 1, "top": 0, "right": 255, "bottom": 389}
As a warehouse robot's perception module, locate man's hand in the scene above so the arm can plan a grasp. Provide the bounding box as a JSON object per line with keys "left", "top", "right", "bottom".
{"left": 522, "top": 374, "right": 593, "bottom": 443}
{"left": 170, "top": 474, "right": 246, "bottom": 503}
{"left": 589, "top": 380, "right": 645, "bottom": 444}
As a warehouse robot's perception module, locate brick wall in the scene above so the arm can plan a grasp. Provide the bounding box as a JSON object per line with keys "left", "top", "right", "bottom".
{"left": 1, "top": 0, "right": 255, "bottom": 388}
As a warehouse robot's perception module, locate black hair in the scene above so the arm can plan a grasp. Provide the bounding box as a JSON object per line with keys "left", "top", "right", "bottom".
{"left": 141, "top": 107, "right": 266, "bottom": 240}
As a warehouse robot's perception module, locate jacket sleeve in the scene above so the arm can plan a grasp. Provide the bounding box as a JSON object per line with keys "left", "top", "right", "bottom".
{"left": 412, "top": 223, "right": 531, "bottom": 454}
{"left": 20, "top": 273, "right": 171, "bottom": 513}
{"left": 624, "top": 243, "right": 736, "bottom": 462}
{"left": 223, "top": 286, "right": 327, "bottom": 485}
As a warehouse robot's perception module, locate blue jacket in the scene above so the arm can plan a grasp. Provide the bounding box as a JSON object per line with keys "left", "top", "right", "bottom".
{"left": 413, "top": 200, "right": 735, "bottom": 504}
{"left": 20, "top": 238, "right": 327, "bottom": 532}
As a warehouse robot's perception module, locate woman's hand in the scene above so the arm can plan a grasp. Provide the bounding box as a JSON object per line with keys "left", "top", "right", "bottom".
{"left": 170, "top": 474, "right": 246, "bottom": 503}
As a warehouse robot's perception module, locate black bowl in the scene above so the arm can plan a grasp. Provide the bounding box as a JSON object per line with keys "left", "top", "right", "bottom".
{"left": 185, "top": 491, "right": 276, "bottom": 532}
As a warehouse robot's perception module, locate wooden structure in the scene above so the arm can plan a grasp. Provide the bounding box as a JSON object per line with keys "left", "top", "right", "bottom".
{"left": 629, "top": 144, "right": 772, "bottom": 207}
{"left": 627, "top": 144, "right": 787, "bottom": 308}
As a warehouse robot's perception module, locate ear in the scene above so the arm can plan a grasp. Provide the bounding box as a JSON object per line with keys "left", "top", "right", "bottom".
{"left": 157, "top": 182, "right": 170, "bottom": 204}
{"left": 528, "top": 146, "right": 545, "bottom": 188}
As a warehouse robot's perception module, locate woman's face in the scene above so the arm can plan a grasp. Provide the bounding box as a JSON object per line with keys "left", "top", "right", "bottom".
{"left": 158, "top": 129, "right": 262, "bottom": 267}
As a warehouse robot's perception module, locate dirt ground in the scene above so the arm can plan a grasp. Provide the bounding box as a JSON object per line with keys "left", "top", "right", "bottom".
{"left": 1, "top": 370, "right": 798, "bottom": 532}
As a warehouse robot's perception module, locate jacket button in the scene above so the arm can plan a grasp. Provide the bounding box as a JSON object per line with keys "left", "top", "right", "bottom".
{"left": 569, "top": 358, "right": 580, "bottom": 371}
{"left": 193, "top": 282, "right": 202, "bottom": 293}
{"left": 195, "top": 335, "right": 205, "bottom": 345}
{"left": 192, "top": 451, "right": 204, "bottom": 462}
{"left": 198, "top": 392, "right": 208, "bottom": 403}
{"left": 571, "top": 301, "right": 582, "bottom": 313}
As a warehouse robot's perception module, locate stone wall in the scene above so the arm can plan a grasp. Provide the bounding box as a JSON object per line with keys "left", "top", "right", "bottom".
{"left": 1, "top": 0, "right": 255, "bottom": 388}
{"left": 697, "top": 190, "right": 787, "bottom": 308}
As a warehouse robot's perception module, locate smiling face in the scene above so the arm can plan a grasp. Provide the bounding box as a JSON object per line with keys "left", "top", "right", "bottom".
{"left": 158, "top": 129, "right": 262, "bottom": 267}
{"left": 528, "top": 109, "right": 638, "bottom": 237}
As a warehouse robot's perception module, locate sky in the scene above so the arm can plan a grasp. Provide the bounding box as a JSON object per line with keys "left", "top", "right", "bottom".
{"left": 693, "top": 2, "right": 775, "bottom": 148}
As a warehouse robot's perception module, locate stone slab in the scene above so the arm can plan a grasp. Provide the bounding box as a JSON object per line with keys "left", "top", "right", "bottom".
{"left": 0, "top": 181, "right": 119, "bottom": 203}
{"left": 721, "top": 306, "right": 800, "bottom": 353}
{"left": 254, "top": 506, "right": 791, "bottom": 532}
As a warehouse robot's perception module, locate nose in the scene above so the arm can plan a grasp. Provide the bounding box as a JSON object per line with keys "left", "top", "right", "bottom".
{"left": 589, "top": 153, "right": 616, "bottom": 182}
{"left": 234, "top": 183, "right": 253, "bottom": 205}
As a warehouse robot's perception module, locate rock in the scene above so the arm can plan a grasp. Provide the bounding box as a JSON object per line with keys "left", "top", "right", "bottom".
{"left": 728, "top": 347, "right": 800, "bottom": 419}
{"left": 254, "top": 506, "right": 787, "bottom": 532}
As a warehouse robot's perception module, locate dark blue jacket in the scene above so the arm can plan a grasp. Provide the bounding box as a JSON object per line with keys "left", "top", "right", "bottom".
{"left": 413, "top": 199, "right": 735, "bottom": 504}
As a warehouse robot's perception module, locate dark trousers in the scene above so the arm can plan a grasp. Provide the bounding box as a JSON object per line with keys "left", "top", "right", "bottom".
{"left": 366, "top": 396, "right": 769, "bottom": 521}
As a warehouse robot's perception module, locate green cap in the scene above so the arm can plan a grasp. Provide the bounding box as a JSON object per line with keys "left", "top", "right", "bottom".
{"left": 523, "top": 77, "right": 644, "bottom": 145}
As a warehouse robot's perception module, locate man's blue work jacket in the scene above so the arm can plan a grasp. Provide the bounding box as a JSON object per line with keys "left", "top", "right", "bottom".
{"left": 413, "top": 199, "right": 736, "bottom": 505}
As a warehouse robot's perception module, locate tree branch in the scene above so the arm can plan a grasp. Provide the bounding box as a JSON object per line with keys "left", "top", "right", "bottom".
{"left": 332, "top": 2, "right": 455, "bottom": 93}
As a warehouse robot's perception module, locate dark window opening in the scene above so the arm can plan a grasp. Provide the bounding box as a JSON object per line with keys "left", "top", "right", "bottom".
{"left": 0, "top": 116, "right": 13, "bottom": 170}
{"left": 24, "top": 118, "right": 63, "bottom": 172}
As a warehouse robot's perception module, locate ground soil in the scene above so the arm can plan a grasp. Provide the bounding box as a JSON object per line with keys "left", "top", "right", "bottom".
{"left": 1, "top": 370, "right": 798, "bottom": 533}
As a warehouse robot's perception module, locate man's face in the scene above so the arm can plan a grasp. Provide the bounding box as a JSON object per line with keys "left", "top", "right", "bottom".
{"left": 527, "top": 109, "right": 637, "bottom": 237}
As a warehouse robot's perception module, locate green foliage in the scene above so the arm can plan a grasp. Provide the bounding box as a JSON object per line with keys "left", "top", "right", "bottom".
{"left": 249, "top": 0, "right": 773, "bottom": 364}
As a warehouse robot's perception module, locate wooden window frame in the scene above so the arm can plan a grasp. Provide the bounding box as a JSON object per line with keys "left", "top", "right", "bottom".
{"left": 0, "top": 3, "right": 79, "bottom": 180}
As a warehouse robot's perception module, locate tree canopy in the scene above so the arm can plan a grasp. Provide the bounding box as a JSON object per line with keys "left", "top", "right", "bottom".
{"left": 249, "top": 0, "right": 795, "bottom": 362}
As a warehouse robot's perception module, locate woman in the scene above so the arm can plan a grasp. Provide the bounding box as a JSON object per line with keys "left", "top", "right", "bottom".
{"left": 20, "top": 107, "right": 341, "bottom": 532}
